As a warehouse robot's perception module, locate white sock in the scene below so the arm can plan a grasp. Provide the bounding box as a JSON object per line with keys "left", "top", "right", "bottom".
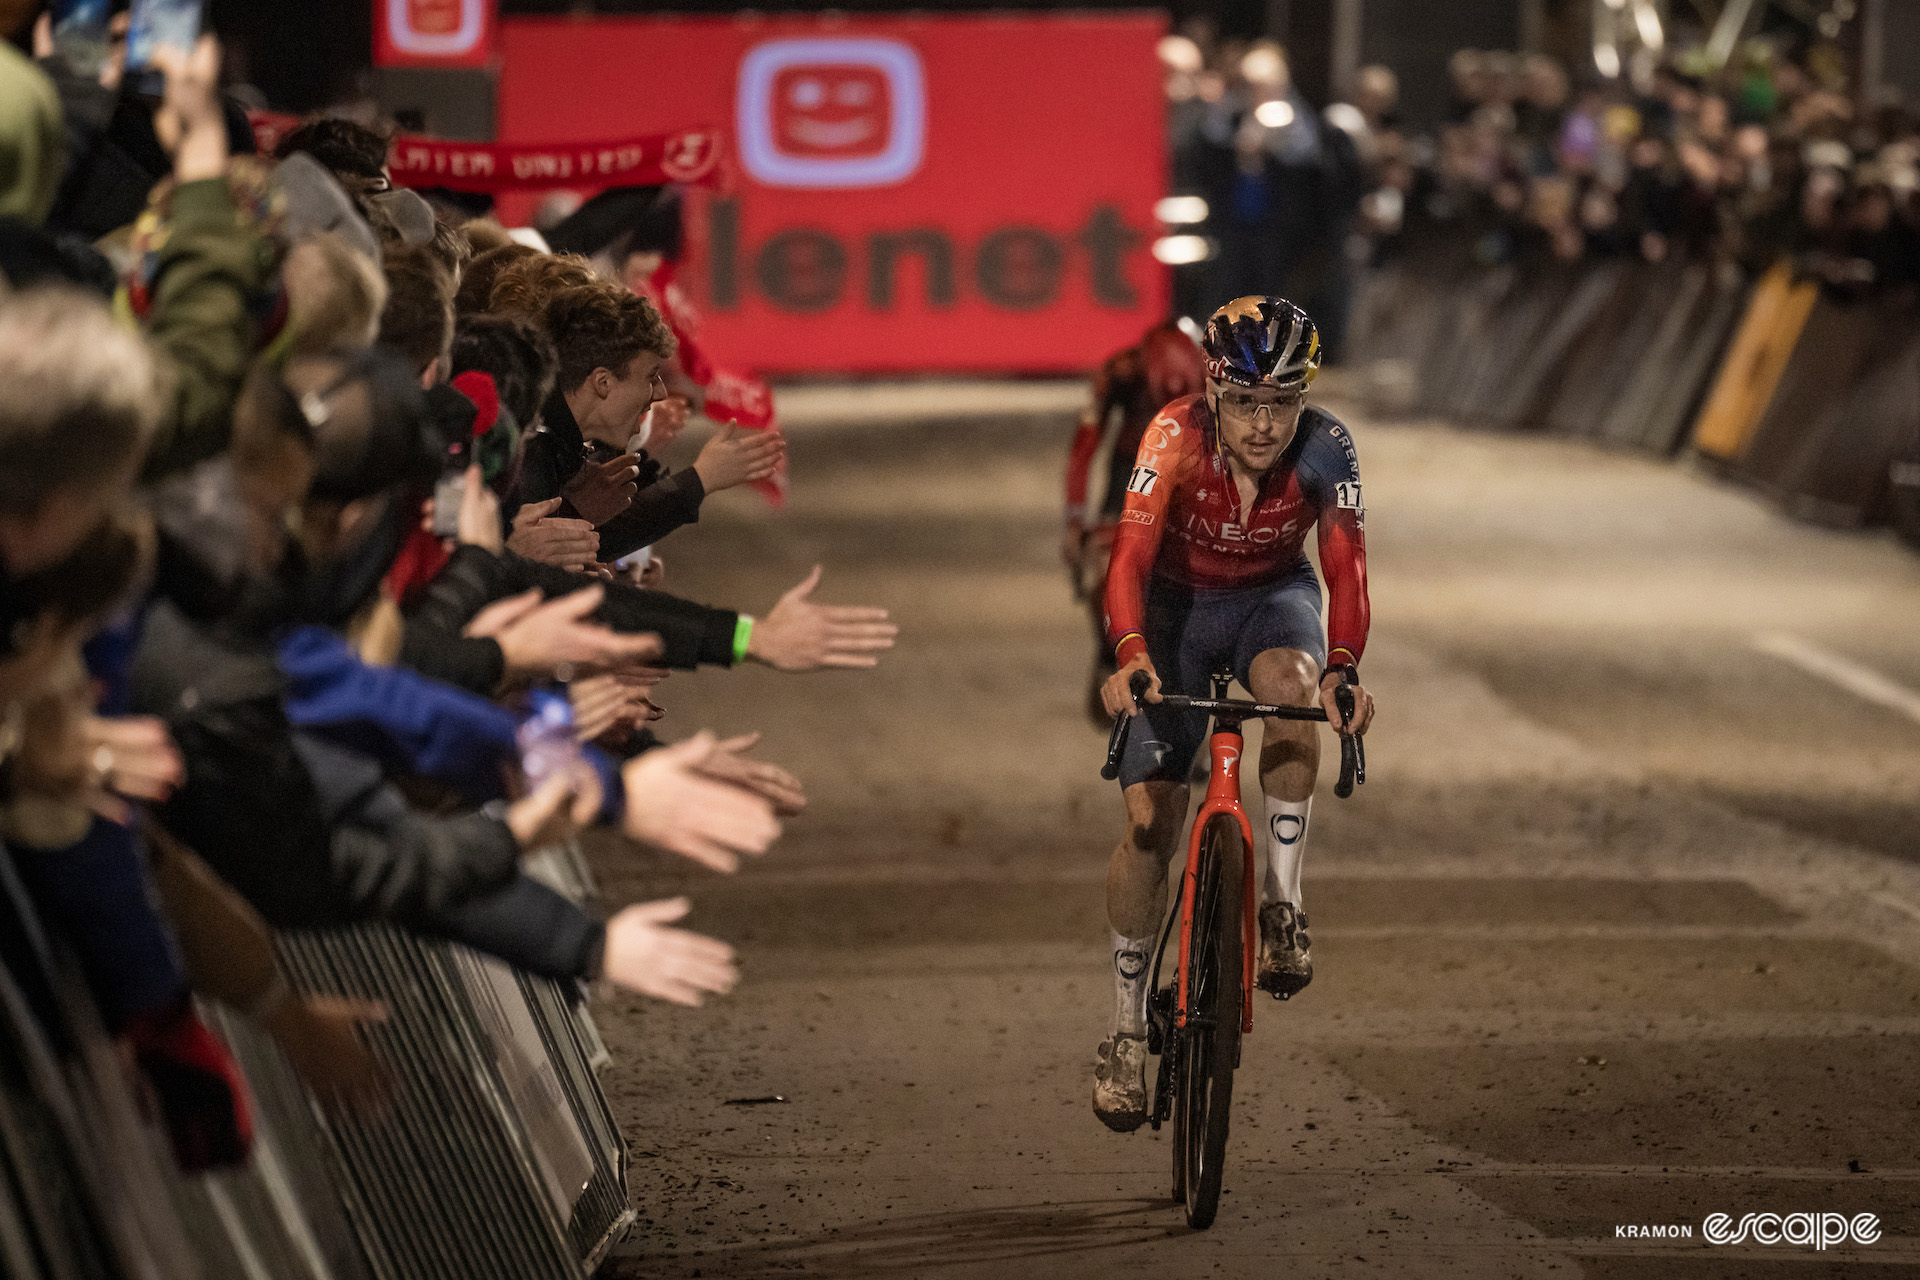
{"left": 1110, "top": 928, "right": 1154, "bottom": 1036}
{"left": 1262, "top": 796, "right": 1312, "bottom": 908}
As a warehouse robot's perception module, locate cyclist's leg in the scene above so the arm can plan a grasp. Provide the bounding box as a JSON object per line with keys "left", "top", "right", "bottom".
{"left": 1234, "top": 564, "right": 1329, "bottom": 996}
{"left": 1096, "top": 582, "right": 1216, "bottom": 1130}
{"left": 1247, "top": 645, "right": 1319, "bottom": 900}
{"left": 1107, "top": 580, "right": 1211, "bottom": 1023}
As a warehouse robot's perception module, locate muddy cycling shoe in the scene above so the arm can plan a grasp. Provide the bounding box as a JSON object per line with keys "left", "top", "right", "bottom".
{"left": 1256, "top": 901, "right": 1313, "bottom": 1000}
{"left": 1092, "top": 1033, "right": 1150, "bottom": 1132}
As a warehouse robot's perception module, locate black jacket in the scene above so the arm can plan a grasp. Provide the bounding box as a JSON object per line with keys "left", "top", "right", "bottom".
{"left": 398, "top": 545, "right": 739, "bottom": 695}
{"left": 515, "top": 390, "right": 707, "bottom": 563}
{"left": 130, "top": 601, "right": 602, "bottom": 979}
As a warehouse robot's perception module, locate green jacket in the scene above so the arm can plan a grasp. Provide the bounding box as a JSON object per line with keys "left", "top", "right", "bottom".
{"left": 138, "top": 177, "right": 278, "bottom": 480}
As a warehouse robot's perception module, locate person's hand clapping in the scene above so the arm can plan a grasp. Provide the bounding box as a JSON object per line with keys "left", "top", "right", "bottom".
{"left": 692, "top": 423, "right": 784, "bottom": 494}
{"left": 570, "top": 671, "right": 667, "bottom": 742}
{"left": 745, "top": 566, "right": 898, "bottom": 671}
{"left": 620, "top": 732, "right": 779, "bottom": 872}
{"left": 600, "top": 898, "right": 738, "bottom": 1006}
{"left": 465, "top": 586, "right": 663, "bottom": 680}
{"left": 644, "top": 397, "right": 693, "bottom": 452}
{"left": 699, "top": 732, "right": 806, "bottom": 817}
{"left": 563, "top": 453, "right": 641, "bottom": 526}
{"left": 507, "top": 497, "right": 599, "bottom": 570}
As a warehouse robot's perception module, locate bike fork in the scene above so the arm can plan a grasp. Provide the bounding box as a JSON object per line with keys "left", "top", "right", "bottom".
{"left": 1174, "top": 720, "right": 1254, "bottom": 1034}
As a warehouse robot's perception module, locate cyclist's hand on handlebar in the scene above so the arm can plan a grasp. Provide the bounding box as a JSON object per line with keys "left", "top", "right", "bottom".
{"left": 1060, "top": 517, "right": 1086, "bottom": 570}
{"left": 1319, "top": 671, "right": 1375, "bottom": 736}
{"left": 1101, "top": 654, "right": 1162, "bottom": 719}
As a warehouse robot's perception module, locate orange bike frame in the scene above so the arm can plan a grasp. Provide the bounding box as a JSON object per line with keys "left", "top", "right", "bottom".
{"left": 1172, "top": 719, "right": 1259, "bottom": 1036}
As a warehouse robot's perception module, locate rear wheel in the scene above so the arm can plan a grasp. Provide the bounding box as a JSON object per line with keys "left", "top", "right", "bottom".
{"left": 1173, "top": 814, "right": 1244, "bottom": 1229}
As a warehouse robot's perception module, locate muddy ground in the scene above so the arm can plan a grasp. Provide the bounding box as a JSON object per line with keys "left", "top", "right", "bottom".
{"left": 587, "top": 383, "right": 1920, "bottom": 1279}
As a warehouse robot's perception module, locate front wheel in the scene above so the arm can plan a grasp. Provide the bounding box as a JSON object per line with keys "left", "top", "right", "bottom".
{"left": 1173, "top": 813, "right": 1244, "bottom": 1229}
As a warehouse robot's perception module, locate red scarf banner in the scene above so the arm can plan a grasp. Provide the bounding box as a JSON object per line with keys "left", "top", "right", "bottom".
{"left": 246, "top": 112, "right": 723, "bottom": 193}
{"left": 635, "top": 259, "right": 786, "bottom": 507}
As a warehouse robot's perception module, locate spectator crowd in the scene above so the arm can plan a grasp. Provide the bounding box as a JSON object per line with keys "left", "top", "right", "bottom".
{"left": 1161, "top": 25, "right": 1920, "bottom": 357}
{"left": 0, "top": 10, "right": 895, "bottom": 1263}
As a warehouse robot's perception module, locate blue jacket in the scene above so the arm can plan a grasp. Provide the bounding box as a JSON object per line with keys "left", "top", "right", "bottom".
{"left": 276, "top": 626, "right": 621, "bottom": 818}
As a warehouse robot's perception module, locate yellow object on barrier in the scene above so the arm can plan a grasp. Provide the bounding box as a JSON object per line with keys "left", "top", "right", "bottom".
{"left": 1690, "top": 262, "right": 1819, "bottom": 460}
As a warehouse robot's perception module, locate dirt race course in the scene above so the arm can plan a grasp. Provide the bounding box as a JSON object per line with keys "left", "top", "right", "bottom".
{"left": 591, "top": 382, "right": 1920, "bottom": 1280}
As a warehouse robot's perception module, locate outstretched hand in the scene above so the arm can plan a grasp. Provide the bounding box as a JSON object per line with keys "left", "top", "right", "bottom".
{"left": 563, "top": 453, "right": 641, "bottom": 526}
{"left": 466, "top": 586, "right": 663, "bottom": 680}
{"left": 620, "top": 732, "right": 780, "bottom": 872}
{"left": 746, "top": 566, "right": 897, "bottom": 671}
{"left": 570, "top": 671, "right": 667, "bottom": 742}
{"left": 507, "top": 497, "right": 599, "bottom": 570}
{"left": 700, "top": 732, "right": 807, "bottom": 817}
{"left": 693, "top": 423, "right": 785, "bottom": 494}
{"left": 600, "top": 898, "right": 738, "bottom": 1006}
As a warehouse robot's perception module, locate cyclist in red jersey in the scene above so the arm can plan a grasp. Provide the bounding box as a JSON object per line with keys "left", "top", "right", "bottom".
{"left": 1092, "top": 297, "right": 1376, "bottom": 1132}
{"left": 1063, "top": 321, "right": 1207, "bottom": 722}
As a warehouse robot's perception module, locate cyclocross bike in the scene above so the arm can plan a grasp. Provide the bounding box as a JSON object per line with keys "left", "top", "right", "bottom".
{"left": 1101, "top": 668, "right": 1364, "bottom": 1229}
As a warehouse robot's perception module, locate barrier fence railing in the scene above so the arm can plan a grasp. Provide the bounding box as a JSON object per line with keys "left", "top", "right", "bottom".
{"left": 1, "top": 844, "right": 633, "bottom": 1280}
{"left": 1347, "top": 239, "right": 1920, "bottom": 546}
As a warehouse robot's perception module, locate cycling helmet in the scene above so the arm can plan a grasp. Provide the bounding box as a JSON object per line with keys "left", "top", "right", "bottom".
{"left": 1140, "top": 320, "right": 1208, "bottom": 407}
{"left": 1200, "top": 296, "right": 1321, "bottom": 391}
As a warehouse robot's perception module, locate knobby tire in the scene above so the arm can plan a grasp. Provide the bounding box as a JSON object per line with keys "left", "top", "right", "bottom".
{"left": 1174, "top": 813, "right": 1244, "bottom": 1229}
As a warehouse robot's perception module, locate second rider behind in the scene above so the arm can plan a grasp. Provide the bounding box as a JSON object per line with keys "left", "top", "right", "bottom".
{"left": 1093, "top": 296, "right": 1377, "bottom": 1133}
{"left": 1063, "top": 320, "right": 1208, "bottom": 722}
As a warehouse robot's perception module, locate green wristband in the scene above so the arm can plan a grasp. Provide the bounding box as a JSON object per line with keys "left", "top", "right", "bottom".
{"left": 732, "top": 614, "right": 754, "bottom": 664}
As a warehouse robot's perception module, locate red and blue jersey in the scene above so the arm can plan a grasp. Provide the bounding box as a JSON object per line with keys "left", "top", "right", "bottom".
{"left": 1102, "top": 394, "right": 1370, "bottom": 671}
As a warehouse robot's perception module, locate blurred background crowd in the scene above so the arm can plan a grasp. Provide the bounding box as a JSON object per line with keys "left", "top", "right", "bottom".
{"left": 1160, "top": 18, "right": 1920, "bottom": 358}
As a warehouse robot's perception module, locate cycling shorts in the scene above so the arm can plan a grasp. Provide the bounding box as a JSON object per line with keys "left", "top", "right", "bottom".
{"left": 1116, "top": 558, "right": 1327, "bottom": 788}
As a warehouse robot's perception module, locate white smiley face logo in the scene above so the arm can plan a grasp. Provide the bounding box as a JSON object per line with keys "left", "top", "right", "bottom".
{"left": 738, "top": 38, "right": 926, "bottom": 189}
{"left": 778, "top": 67, "right": 888, "bottom": 155}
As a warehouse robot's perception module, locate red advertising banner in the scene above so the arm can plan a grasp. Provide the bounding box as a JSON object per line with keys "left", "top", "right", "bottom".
{"left": 498, "top": 15, "right": 1167, "bottom": 375}
{"left": 374, "top": 0, "right": 496, "bottom": 69}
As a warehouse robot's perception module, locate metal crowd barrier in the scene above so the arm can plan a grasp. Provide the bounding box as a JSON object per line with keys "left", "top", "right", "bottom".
{"left": 1350, "top": 241, "right": 1920, "bottom": 542}
{"left": 1, "top": 845, "right": 633, "bottom": 1280}
{"left": 1350, "top": 250, "right": 1749, "bottom": 455}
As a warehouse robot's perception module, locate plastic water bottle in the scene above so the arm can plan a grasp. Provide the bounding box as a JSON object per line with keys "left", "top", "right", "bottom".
{"left": 516, "top": 687, "right": 581, "bottom": 787}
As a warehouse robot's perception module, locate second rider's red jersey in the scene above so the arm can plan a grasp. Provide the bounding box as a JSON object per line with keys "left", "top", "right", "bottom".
{"left": 1102, "top": 394, "right": 1371, "bottom": 671}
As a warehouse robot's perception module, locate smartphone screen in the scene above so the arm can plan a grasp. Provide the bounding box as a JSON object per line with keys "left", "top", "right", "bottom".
{"left": 430, "top": 472, "right": 465, "bottom": 539}
{"left": 125, "top": 0, "right": 202, "bottom": 72}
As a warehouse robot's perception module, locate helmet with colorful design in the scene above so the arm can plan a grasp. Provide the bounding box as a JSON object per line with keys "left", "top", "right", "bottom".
{"left": 1200, "top": 296, "right": 1321, "bottom": 391}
